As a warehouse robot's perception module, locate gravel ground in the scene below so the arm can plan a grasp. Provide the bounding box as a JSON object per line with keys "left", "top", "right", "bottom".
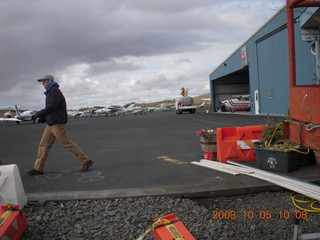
{"left": 21, "top": 191, "right": 320, "bottom": 240}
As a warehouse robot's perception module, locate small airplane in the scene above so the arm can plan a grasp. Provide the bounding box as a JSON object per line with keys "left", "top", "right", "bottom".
{"left": 95, "top": 107, "right": 112, "bottom": 116}
{"left": 3, "top": 107, "right": 13, "bottom": 118}
{"left": 100, "top": 103, "right": 136, "bottom": 116}
{"left": 67, "top": 110, "right": 81, "bottom": 118}
{"left": 155, "top": 104, "right": 174, "bottom": 112}
{"left": 196, "top": 102, "right": 206, "bottom": 108}
{"left": 146, "top": 107, "right": 156, "bottom": 112}
{"left": 0, "top": 105, "right": 36, "bottom": 124}
{"left": 221, "top": 95, "right": 250, "bottom": 112}
{"left": 132, "top": 106, "right": 148, "bottom": 115}
{"left": 113, "top": 103, "right": 135, "bottom": 115}
{"left": 79, "top": 110, "right": 97, "bottom": 118}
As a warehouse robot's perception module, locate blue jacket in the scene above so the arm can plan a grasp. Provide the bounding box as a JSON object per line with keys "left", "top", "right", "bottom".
{"left": 36, "top": 82, "right": 68, "bottom": 126}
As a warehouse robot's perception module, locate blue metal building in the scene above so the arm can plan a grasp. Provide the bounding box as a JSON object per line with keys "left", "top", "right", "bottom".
{"left": 209, "top": 7, "right": 319, "bottom": 115}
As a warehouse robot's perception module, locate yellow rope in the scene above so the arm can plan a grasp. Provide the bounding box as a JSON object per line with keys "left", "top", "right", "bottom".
{"left": 266, "top": 123, "right": 282, "bottom": 148}
{"left": 266, "top": 122, "right": 310, "bottom": 154}
{"left": 288, "top": 148, "right": 310, "bottom": 155}
{"left": 136, "top": 218, "right": 172, "bottom": 240}
{"left": 290, "top": 193, "right": 320, "bottom": 213}
{"left": 0, "top": 203, "right": 15, "bottom": 226}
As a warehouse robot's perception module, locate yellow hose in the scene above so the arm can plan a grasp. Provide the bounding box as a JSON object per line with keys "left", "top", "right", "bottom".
{"left": 266, "top": 123, "right": 282, "bottom": 148}
{"left": 266, "top": 122, "right": 310, "bottom": 154}
{"left": 289, "top": 148, "right": 310, "bottom": 155}
{"left": 290, "top": 193, "right": 320, "bottom": 213}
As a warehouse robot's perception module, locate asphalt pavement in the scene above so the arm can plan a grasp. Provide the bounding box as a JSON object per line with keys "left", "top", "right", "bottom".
{"left": 1, "top": 111, "right": 319, "bottom": 201}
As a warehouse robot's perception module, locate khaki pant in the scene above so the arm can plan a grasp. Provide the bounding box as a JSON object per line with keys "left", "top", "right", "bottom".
{"left": 34, "top": 124, "right": 90, "bottom": 171}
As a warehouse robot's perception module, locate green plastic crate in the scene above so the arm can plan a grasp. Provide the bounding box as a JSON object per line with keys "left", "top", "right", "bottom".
{"left": 254, "top": 146, "right": 300, "bottom": 173}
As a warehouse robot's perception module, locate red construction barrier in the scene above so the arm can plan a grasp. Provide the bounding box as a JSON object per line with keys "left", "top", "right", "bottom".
{"left": 216, "top": 125, "right": 263, "bottom": 163}
{"left": 0, "top": 204, "right": 27, "bottom": 240}
{"left": 152, "top": 213, "right": 195, "bottom": 240}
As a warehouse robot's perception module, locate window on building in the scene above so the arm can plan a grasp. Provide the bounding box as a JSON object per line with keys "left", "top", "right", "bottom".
{"left": 268, "top": 90, "right": 274, "bottom": 100}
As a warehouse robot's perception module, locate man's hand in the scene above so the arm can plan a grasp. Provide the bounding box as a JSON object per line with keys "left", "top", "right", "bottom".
{"left": 38, "top": 117, "right": 46, "bottom": 123}
{"left": 31, "top": 114, "right": 38, "bottom": 123}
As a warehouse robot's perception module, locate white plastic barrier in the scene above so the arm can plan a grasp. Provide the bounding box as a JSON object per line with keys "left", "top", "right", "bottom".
{"left": 0, "top": 164, "right": 27, "bottom": 208}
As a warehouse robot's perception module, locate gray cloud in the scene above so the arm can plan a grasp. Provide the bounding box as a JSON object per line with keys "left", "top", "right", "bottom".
{"left": 85, "top": 59, "right": 143, "bottom": 75}
{"left": 0, "top": 0, "right": 286, "bottom": 109}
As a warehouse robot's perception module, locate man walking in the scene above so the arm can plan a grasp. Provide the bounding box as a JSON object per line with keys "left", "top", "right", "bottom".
{"left": 26, "top": 74, "right": 93, "bottom": 175}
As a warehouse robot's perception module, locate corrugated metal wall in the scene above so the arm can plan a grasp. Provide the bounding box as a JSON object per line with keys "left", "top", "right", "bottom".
{"left": 253, "top": 24, "right": 315, "bottom": 115}
{"left": 254, "top": 24, "right": 289, "bottom": 115}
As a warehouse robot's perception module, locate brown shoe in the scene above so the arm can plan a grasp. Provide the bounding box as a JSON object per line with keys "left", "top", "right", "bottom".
{"left": 26, "top": 168, "right": 44, "bottom": 175}
{"left": 80, "top": 160, "right": 94, "bottom": 172}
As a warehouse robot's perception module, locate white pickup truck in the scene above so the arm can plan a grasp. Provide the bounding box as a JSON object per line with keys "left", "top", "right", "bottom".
{"left": 175, "top": 96, "right": 197, "bottom": 114}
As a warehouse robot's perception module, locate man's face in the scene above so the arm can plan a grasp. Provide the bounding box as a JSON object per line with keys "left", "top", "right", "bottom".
{"left": 42, "top": 79, "right": 50, "bottom": 88}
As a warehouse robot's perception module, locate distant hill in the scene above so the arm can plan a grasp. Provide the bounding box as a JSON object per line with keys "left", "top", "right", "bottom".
{"left": 192, "top": 93, "right": 211, "bottom": 104}
{"left": 136, "top": 100, "right": 174, "bottom": 108}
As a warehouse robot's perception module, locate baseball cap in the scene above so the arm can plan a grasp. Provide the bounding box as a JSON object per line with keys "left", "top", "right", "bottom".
{"left": 37, "top": 74, "right": 54, "bottom": 82}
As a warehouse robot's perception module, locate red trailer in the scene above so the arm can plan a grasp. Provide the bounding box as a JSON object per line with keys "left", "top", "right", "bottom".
{"left": 286, "top": 0, "right": 320, "bottom": 161}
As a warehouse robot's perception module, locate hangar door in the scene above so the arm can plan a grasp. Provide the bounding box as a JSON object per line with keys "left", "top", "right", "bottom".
{"left": 212, "top": 68, "right": 250, "bottom": 110}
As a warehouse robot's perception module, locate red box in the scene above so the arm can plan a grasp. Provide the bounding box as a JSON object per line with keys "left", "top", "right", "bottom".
{"left": 0, "top": 205, "right": 27, "bottom": 240}
{"left": 152, "top": 213, "right": 195, "bottom": 240}
{"left": 203, "top": 152, "right": 214, "bottom": 160}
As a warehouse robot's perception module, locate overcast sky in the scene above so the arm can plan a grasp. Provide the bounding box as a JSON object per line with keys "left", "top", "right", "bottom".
{"left": 0, "top": 0, "right": 286, "bottom": 110}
